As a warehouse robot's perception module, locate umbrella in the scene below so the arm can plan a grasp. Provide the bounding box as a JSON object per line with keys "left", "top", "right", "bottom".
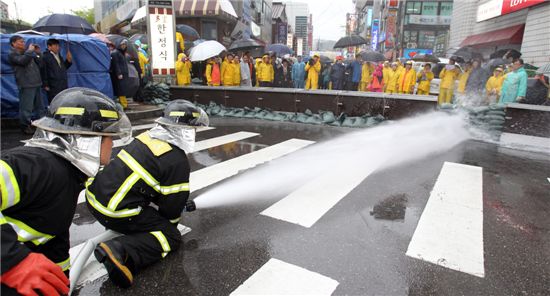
{"left": 176, "top": 24, "right": 200, "bottom": 40}
{"left": 33, "top": 13, "right": 95, "bottom": 35}
{"left": 319, "top": 55, "right": 332, "bottom": 64}
{"left": 453, "top": 46, "right": 483, "bottom": 61}
{"left": 15, "top": 29, "right": 46, "bottom": 35}
{"left": 333, "top": 35, "right": 368, "bottom": 49}
{"left": 535, "top": 63, "right": 550, "bottom": 74}
{"left": 265, "top": 43, "right": 293, "bottom": 56}
{"left": 189, "top": 40, "right": 226, "bottom": 62}
{"left": 412, "top": 54, "right": 440, "bottom": 63}
{"left": 89, "top": 33, "right": 111, "bottom": 45}
{"left": 490, "top": 49, "right": 521, "bottom": 59}
{"left": 483, "top": 58, "right": 508, "bottom": 72}
{"left": 228, "top": 39, "right": 263, "bottom": 52}
{"left": 129, "top": 34, "right": 148, "bottom": 45}
{"left": 359, "top": 51, "right": 385, "bottom": 62}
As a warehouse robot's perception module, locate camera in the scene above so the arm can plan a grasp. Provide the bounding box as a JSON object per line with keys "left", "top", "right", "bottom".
{"left": 308, "top": 58, "right": 314, "bottom": 66}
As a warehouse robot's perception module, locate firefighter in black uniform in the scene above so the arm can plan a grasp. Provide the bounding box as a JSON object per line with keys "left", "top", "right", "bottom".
{"left": 86, "top": 99, "right": 208, "bottom": 288}
{"left": 0, "top": 87, "right": 130, "bottom": 296}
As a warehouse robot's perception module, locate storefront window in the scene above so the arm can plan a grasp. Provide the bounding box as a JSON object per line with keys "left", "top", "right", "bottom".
{"left": 406, "top": 2, "right": 422, "bottom": 14}
{"left": 440, "top": 2, "right": 453, "bottom": 16}
{"left": 202, "top": 20, "right": 217, "bottom": 40}
{"left": 422, "top": 2, "right": 438, "bottom": 15}
{"left": 419, "top": 31, "right": 435, "bottom": 48}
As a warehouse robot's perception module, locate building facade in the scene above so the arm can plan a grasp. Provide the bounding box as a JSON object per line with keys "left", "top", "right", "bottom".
{"left": 271, "top": 2, "right": 288, "bottom": 44}
{"left": 282, "top": 1, "right": 310, "bottom": 55}
{"left": 449, "top": 0, "right": 550, "bottom": 66}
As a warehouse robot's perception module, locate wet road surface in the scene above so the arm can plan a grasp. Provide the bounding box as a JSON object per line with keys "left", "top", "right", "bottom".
{"left": 2, "top": 117, "right": 549, "bottom": 295}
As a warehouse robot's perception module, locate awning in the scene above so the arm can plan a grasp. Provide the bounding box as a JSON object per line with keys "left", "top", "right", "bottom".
{"left": 175, "top": 0, "right": 238, "bottom": 20}
{"left": 460, "top": 24, "right": 524, "bottom": 48}
{"left": 131, "top": 6, "right": 146, "bottom": 24}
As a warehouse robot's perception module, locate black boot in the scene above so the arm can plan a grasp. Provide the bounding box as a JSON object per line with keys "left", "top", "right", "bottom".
{"left": 94, "top": 240, "right": 134, "bottom": 288}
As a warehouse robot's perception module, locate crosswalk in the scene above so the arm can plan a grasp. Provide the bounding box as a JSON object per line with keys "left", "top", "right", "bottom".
{"left": 70, "top": 126, "right": 492, "bottom": 294}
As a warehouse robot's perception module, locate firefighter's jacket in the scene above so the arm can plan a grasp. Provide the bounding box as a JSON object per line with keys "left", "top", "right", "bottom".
{"left": 86, "top": 132, "right": 190, "bottom": 224}
{"left": 1, "top": 146, "right": 86, "bottom": 273}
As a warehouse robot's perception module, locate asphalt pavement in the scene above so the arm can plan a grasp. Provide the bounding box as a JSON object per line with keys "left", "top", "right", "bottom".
{"left": 2, "top": 116, "right": 549, "bottom": 296}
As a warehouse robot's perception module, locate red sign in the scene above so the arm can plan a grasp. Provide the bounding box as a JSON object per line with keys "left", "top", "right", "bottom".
{"left": 388, "top": 0, "right": 398, "bottom": 8}
{"left": 501, "top": 0, "right": 545, "bottom": 15}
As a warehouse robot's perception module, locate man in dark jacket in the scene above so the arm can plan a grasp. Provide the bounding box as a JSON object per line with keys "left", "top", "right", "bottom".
{"left": 465, "top": 59, "right": 489, "bottom": 101}
{"left": 109, "top": 41, "right": 129, "bottom": 108}
{"left": 7, "top": 35, "right": 46, "bottom": 134}
{"left": 42, "top": 39, "right": 73, "bottom": 103}
{"left": 86, "top": 100, "right": 208, "bottom": 288}
{"left": 331, "top": 57, "right": 346, "bottom": 90}
{"left": 1, "top": 88, "right": 130, "bottom": 296}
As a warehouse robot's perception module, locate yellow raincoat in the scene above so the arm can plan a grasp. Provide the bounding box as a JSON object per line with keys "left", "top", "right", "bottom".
{"left": 398, "top": 68, "right": 417, "bottom": 94}
{"left": 384, "top": 69, "right": 399, "bottom": 94}
{"left": 175, "top": 32, "right": 185, "bottom": 53}
{"left": 485, "top": 72, "right": 504, "bottom": 104}
{"left": 175, "top": 53, "right": 191, "bottom": 86}
{"left": 138, "top": 51, "right": 148, "bottom": 78}
{"left": 232, "top": 60, "right": 241, "bottom": 86}
{"left": 416, "top": 71, "right": 434, "bottom": 95}
{"left": 457, "top": 69, "right": 471, "bottom": 94}
{"left": 257, "top": 61, "right": 274, "bottom": 83}
{"left": 305, "top": 60, "right": 321, "bottom": 90}
{"left": 382, "top": 65, "right": 392, "bottom": 91}
{"left": 221, "top": 58, "right": 236, "bottom": 86}
{"left": 359, "top": 63, "right": 373, "bottom": 91}
{"left": 438, "top": 66, "right": 461, "bottom": 104}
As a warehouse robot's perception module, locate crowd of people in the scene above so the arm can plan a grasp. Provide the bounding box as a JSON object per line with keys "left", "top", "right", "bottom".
{"left": 175, "top": 51, "right": 549, "bottom": 107}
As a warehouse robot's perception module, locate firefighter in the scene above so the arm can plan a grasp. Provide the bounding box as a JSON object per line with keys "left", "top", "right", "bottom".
{"left": 86, "top": 99, "right": 209, "bottom": 288}
{"left": 1, "top": 87, "right": 130, "bottom": 296}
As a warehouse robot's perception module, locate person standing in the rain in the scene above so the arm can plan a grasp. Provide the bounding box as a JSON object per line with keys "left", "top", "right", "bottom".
{"left": 109, "top": 41, "right": 129, "bottom": 109}
{"left": 41, "top": 39, "right": 73, "bottom": 104}
{"left": 398, "top": 61, "right": 416, "bottom": 94}
{"left": 465, "top": 59, "right": 489, "bottom": 102}
{"left": 257, "top": 54, "right": 274, "bottom": 87}
{"left": 416, "top": 64, "right": 434, "bottom": 95}
{"left": 438, "top": 57, "right": 461, "bottom": 104}
{"left": 347, "top": 54, "right": 363, "bottom": 91}
{"left": 240, "top": 55, "right": 252, "bottom": 87}
{"left": 330, "top": 56, "right": 345, "bottom": 90}
{"left": 499, "top": 58, "right": 528, "bottom": 104}
{"left": 485, "top": 67, "right": 504, "bottom": 104}
{"left": 8, "top": 35, "right": 46, "bottom": 135}
{"left": 305, "top": 54, "right": 321, "bottom": 90}
{"left": 291, "top": 55, "right": 306, "bottom": 88}
{"left": 175, "top": 53, "right": 192, "bottom": 86}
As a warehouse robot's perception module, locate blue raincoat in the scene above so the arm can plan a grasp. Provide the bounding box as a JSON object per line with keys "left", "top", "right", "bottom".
{"left": 292, "top": 61, "right": 305, "bottom": 88}
{"left": 348, "top": 60, "right": 362, "bottom": 83}
{"left": 499, "top": 67, "right": 527, "bottom": 104}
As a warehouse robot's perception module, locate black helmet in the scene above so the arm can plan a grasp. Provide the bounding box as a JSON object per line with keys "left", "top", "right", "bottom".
{"left": 155, "top": 99, "right": 209, "bottom": 127}
{"left": 33, "top": 87, "right": 131, "bottom": 137}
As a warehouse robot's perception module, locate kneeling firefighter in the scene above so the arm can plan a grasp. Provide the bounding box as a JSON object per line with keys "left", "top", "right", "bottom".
{"left": 1, "top": 87, "right": 130, "bottom": 296}
{"left": 86, "top": 99, "right": 208, "bottom": 288}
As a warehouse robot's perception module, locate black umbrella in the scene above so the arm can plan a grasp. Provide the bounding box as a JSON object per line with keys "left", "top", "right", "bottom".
{"left": 483, "top": 58, "right": 508, "bottom": 72}
{"left": 129, "top": 34, "right": 148, "bottom": 45}
{"left": 176, "top": 24, "right": 200, "bottom": 40}
{"left": 359, "top": 51, "right": 385, "bottom": 62}
{"left": 453, "top": 46, "right": 483, "bottom": 61}
{"left": 412, "top": 54, "right": 440, "bottom": 63}
{"left": 228, "top": 39, "right": 263, "bottom": 52}
{"left": 33, "top": 13, "right": 95, "bottom": 34}
{"left": 319, "top": 55, "right": 332, "bottom": 64}
{"left": 490, "top": 48, "right": 521, "bottom": 59}
{"left": 266, "top": 43, "right": 293, "bottom": 56}
{"left": 333, "top": 35, "right": 368, "bottom": 49}
{"left": 106, "top": 34, "right": 139, "bottom": 60}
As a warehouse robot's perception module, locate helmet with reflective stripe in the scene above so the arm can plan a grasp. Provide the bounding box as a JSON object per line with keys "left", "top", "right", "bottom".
{"left": 33, "top": 87, "right": 131, "bottom": 137}
{"left": 155, "top": 99, "right": 209, "bottom": 127}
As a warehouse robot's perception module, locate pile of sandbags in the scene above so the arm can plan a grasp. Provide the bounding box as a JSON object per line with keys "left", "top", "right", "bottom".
{"left": 196, "top": 102, "right": 385, "bottom": 128}
{"left": 465, "top": 104, "right": 506, "bottom": 139}
{"left": 142, "top": 82, "right": 171, "bottom": 106}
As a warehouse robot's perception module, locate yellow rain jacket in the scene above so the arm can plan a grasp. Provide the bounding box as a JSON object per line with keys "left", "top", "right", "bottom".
{"left": 384, "top": 69, "right": 399, "bottom": 94}
{"left": 382, "top": 65, "right": 392, "bottom": 91}
{"left": 416, "top": 71, "right": 434, "bottom": 94}
{"left": 175, "top": 53, "right": 191, "bottom": 86}
{"left": 175, "top": 32, "right": 185, "bottom": 53}
{"left": 457, "top": 69, "right": 471, "bottom": 94}
{"left": 138, "top": 51, "right": 148, "bottom": 78}
{"left": 485, "top": 74, "right": 504, "bottom": 96}
{"left": 305, "top": 60, "right": 321, "bottom": 90}
{"left": 257, "top": 61, "right": 274, "bottom": 83}
{"left": 439, "top": 67, "right": 461, "bottom": 90}
{"left": 232, "top": 60, "right": 241, "bottom": 86}
{"left": 359, "top": 63, "right": 373, "bottom": 91}
{"left": 398, "top": 68, "right": 417, "bottom": 94}
{"left": 221, "top": 58, "right": 236, "bottom": 86}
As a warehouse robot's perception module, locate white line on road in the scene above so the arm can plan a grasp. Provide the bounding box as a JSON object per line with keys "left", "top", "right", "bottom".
{"left": 230, "top": 258, "right": 339, "bottom": 296}
{"left": 406, "top": 162, "right": 485, "bottom": 278}
{"left": 193, "top": 131, "right": 259, "bottom": 152}
{"left": 191, "top": 139, "right": 314, "bottom": 192}
{"left": 261, "top": 166, "right": 377, "bottom": 228}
